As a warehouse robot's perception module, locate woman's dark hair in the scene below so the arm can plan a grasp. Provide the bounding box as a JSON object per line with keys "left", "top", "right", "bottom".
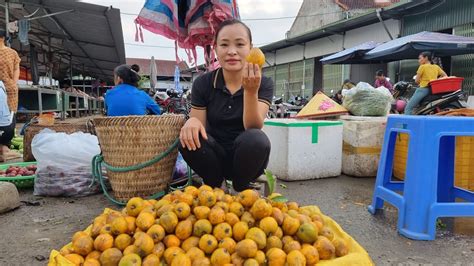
{"left": 215, "top": 19, "right": 252, "bottom": 44}
{"left": 114, "top": 64, "right": 140, "bottom": 86}
{"left": 376, "top": 69, "right": 385, "bottom": 76}
{"left": 131, "top": 64, "right": 140, "bottom": 73}
{"left": 419, "top": 51, "right": 432, "bottom": 63}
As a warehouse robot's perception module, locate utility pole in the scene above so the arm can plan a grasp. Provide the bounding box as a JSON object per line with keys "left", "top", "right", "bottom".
{"left": 5, "top": 1, "right": 10, "bottom": 47}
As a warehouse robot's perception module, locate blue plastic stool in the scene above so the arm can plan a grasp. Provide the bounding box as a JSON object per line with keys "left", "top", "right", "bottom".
{"left": 368, "top": 115, "right": 474, "bottom": 240}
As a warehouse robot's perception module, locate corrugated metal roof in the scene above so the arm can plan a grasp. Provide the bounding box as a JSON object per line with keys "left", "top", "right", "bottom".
{"left": 260, "top": 0, "right": 432, "bottom": 53}
{"left": 337, "top": 0, "right": 401, "bottom": 10}
{"left": 0, "top": 0, "right": 126, "bottom": 82}
{"left": 126, "top": 58, "right": 191, "bottom": 78}
{"left": 402, "top": 0, "right": 474, "bottom": 35}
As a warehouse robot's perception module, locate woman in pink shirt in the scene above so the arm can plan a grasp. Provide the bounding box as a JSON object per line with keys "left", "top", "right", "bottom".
{"left": 374, "top": 70, "right": 393, "bottom": 91}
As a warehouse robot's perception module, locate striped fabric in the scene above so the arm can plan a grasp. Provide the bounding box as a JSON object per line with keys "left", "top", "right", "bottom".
{"left": 135, "top": 0, "right": 239, "bottom": 65}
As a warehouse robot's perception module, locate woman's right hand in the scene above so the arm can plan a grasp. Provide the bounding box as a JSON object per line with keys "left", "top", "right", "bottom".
{"left": 180, "top": 117, "right": 208, "bottom": 151}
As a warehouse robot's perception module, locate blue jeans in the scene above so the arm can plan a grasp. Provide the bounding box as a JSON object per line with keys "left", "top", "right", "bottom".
{"left": 405, "top": 87, "right": 430, "bottom": 115}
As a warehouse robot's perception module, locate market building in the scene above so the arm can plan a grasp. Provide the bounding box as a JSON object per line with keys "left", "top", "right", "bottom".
{"left": 261, "top": 0, "right": 474, "bottom": 100}
{"left": 126, "top": 58, "right": 192, "bottom": 91}
{"left": 0, "top": 0, "right": 126, "bottom": 118}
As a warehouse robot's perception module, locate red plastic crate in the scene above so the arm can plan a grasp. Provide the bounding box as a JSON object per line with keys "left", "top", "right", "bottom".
{"left": 430, "top": 77, "right": 464, "bottom": 94}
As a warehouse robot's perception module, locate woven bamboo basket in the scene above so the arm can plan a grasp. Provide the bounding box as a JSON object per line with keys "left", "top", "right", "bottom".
{"left": 23, "top": 123, "right": 92, "bottom": 162}
{"left": 93, "top": 115, "right": 185, "bottom": 201}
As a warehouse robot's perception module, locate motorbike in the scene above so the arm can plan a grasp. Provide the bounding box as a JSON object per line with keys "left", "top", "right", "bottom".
{"left": 154, "top": 88, "right": 190, "bottom": 116}
{"left": 267, "top": 96, "right": 305, "bottom": 118}
{"left": 391, "top": 81, "right": 466, "bottom": 115}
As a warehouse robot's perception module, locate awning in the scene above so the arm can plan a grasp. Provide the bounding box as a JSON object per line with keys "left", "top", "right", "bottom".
{"left": 364, "top": 31, "right": 474, "bottom": 61}
{"left": 0, "top": 0, "right": 126, "bottom": 82}
{"left": 320, "top": 41, "right": 380, "bottom": 64}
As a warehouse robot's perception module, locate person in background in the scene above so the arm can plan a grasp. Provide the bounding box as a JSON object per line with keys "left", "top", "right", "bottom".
{"left": 374, "top": 70, "right": 393, "bottom": 91}
{"left": 179, "top": 19, "right": 273, "bottom": 192}
{"left": 0, "top": 28, "right": 21, "bottom": 161}
{"left": 404, "top": 51, "right": 447, "bottom": 115}
{"left": 0, "top": 81, "right": 19, "bottom": 162}
{"left": 105, "top": 64, "right": 161, "bottom": 116}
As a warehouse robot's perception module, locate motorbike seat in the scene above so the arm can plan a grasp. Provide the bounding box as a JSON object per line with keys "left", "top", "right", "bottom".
{"left": 420, "top": 90, "right": 461, "bottom": 106}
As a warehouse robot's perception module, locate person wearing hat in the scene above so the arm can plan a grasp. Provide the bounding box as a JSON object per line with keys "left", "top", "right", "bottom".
{"left": 0, "top": 28, "right": 21, "bottom": 161}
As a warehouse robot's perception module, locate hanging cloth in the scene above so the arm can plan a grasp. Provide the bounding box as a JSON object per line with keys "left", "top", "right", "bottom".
{"left": 18, "top": 19, "right": 30, "bottom": 45}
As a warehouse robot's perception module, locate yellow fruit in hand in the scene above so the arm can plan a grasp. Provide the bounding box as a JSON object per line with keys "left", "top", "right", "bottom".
{"left": 246, "top": 47, "right": 265, "bottom": 68}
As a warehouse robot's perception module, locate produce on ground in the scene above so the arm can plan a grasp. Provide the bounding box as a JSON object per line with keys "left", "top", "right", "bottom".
{"left": 0, "top": 164, "right": 36, "bottom": 177}
{"left": 10, "top": 135, "right": 23, "bottom": 153}
{"left": 49, "top": 185, "right": 373, "bottom": 266}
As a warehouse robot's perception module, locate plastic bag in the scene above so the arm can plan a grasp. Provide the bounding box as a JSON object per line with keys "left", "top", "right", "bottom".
{"left": 172, "top": 152, "right": 188, "bottom": 180}
{"left": 32, "top": 129, "right": 101, "bottom": 197}
{"left": 343, "top": 82, "right": 393, "bottom": 116}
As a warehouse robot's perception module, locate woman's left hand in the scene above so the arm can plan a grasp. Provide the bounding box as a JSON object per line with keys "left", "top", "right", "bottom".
{"left": 242, "top": 62, "right": 261, "bottom": 95}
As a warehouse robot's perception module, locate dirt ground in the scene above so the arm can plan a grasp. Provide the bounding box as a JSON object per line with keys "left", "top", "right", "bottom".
{"left": 1, "top": 176, "right": 473, "bottom": 265}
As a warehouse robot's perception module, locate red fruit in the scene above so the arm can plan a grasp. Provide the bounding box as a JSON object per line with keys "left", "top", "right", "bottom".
{"left": 10, "top": 171, "right": 17, "bottom": 176}
{"left": 6, "top": 173, "right": 15, "bottom": 177}
{"left": 25, "top": 171, "right": 34, "bottom": 176}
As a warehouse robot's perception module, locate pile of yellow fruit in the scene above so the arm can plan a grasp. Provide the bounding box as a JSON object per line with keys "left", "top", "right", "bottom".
{"left": 59, "top": 185, "right": 350, "bottom": 266}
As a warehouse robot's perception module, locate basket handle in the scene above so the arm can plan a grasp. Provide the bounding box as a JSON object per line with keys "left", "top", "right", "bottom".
{"left": 86, "top": 119, "right": 96, "bottom": 135}
{"left": 91, "top": 138, "right": 180, "bottom": 205}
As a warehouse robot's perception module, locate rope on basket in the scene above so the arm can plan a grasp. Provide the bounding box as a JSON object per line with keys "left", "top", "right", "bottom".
{"left": 91, "top": 139, "right": 180, "bottom": 205}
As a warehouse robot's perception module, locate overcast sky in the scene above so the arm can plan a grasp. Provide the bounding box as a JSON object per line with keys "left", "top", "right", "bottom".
{"left": 80, "top": 0, "right": 303, "bottom": 64}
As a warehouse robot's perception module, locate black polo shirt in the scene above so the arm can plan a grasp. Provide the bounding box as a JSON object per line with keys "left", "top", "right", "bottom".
{"left": 191, "top": 68, "right": 274, "bottom": 150}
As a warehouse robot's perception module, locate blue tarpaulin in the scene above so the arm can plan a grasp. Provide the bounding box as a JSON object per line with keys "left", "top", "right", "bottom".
{"left": 320, "top": 41, "right": 380, "bottom": 64}
{"left": 364, "top": 31, "right": 474, "bottom": 61}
